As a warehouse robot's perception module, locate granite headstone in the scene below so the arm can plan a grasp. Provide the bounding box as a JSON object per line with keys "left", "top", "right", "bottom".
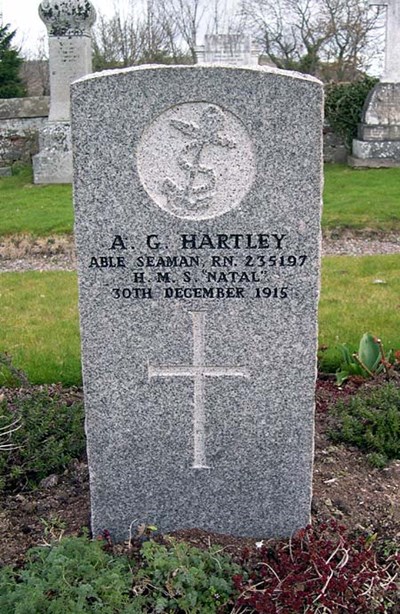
{"left": 71, "top": 65, "right": 323, "bottom": 542}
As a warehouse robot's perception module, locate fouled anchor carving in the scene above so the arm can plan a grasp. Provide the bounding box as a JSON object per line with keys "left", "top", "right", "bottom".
{"left": 162, "top": 105, "right": 236, "bottom": 213}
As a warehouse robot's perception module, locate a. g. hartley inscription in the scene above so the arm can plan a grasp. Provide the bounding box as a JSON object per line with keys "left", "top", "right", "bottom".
{"left": 137, "top": 102, "right": 255, "bottom": 220}
{"left": 71, "top": 64, "right": 323, "bottom": 542}
{"left": 87, "top": 231, "right": 307, "bottom": 301}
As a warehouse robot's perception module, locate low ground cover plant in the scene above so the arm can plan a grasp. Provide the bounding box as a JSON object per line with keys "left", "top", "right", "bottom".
{"left": 0, "top": 524, "right": 397, "bottom": 613}
{"left": 0, "top": 535, "right": 134, "bottom": 613}
{"left": 233, "top": 521, "right": 399, "bottom": 613}
{"left": 0, "top": 535, "right": 241, "bottom": 614}
{"left": 0, "top": 384, "right": 85, "bottom": 491}
{"left": 330, "top": 382, "right": 400, "bottom": 468}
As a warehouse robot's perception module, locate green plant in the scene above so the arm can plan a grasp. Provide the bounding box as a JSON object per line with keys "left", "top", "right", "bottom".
{"left": 336, "top": 332, "right": 397, "bottom": 385}
{"left": 330, "top": 382, "right": 400, "bottom": 465}
{"left": 0, "top": 387, "right": 85, "bottom": 491}
{"left": 0, "top": 535, "right": 240, "bottom": 613}
{"left": 132, "top": 539, "right": 241, "bottom": 613}
{"left": 0, "top": 536, "right": 136, "bottom": 613}
{"left": 325, "top": 77, "right": 378, "bottom": 149}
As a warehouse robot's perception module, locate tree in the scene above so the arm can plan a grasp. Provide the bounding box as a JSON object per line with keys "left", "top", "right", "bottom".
{"left": 92, "top": 1, "right": 190, "bottom": 70}
{"left": 0, "top": 23, "right": 26, "bottom": 98}
{"left": 321, "top": 0, "right": 383, "bottom": 81}
{"left": 156, "top": 0, "right": 206, "bottom": 62}
{"left": 240, "top": 0, "right": 383, "bottom": 80}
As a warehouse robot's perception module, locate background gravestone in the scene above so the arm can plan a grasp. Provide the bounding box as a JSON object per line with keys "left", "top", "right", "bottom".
{"left": 33, "top": 0, "right": 96, "bottom": 184}
{"left": 196, "top": 34, "right": 260, "bottom": 66}
{"left": 72, "top": 65, "right": 323, "bottom": 542}
{"left": 350, "top": 0, "right": 400, "bottom": 167}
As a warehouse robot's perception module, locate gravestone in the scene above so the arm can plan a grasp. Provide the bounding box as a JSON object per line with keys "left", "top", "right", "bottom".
{"left": 71, "top": 65, "right": 323, "bottom": 542}
{"left": 196, "top": 34, "right": 260, "bottom": 66}
{"left": 350, "top": 0, "right": 400, "bottom": 167}
{"left": 33, "top": 0, "right": 96, "bottom": 184}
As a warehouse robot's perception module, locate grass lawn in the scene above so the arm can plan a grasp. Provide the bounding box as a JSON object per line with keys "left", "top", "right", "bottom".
{"left": 323, "top": 164, "right": 400, "bottom": 233}
{"left": 319, "top": 254, "right": 400, "bottom": 371}
{"left": 0, "top": 166, "right": 73, "bottom": 236}
{"left": 1, "top": 164, "right": 400, "bottom": 236}
{"left": 0, "top": 271, "right": 80, "bottom": 386}
{"left": 1, "top": 254, "right": 400, "bottom": 385}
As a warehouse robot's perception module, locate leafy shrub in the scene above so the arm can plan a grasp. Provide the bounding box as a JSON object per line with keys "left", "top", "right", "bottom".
{"left": 132, "top": 539, "right": 241, "bottom": 613}
{"left": 0, "top": 536, "right": 135, "bottom": 613}
{"left": 233, "top": 521, "right": 399, "bottom": 613}
{"left": 325, "top": 76, "right": 378, "bottom": 149}
{"left": 330, "top": 382, "right": 400, "bottom": 465}
{"left": 0, "top": 387, "right": 85, "bottom": 491}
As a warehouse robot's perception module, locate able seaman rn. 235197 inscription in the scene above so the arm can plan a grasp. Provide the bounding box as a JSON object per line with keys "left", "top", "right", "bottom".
{"left": 87, "top": 232, "right": 309, "bottom": 301}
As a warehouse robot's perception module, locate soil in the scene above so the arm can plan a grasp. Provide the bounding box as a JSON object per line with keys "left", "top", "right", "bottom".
{"left": 0, "top": 378, "right": 399, "bottom": 569}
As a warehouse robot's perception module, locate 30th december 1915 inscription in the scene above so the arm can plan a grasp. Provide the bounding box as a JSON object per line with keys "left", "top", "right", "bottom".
{"left": 87, "top": 232, "right": 309, "bottom": 301}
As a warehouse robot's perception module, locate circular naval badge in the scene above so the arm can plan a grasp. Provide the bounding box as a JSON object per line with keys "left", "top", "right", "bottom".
{"left": 136, "top": 102, "right": 255, "bottom": 220}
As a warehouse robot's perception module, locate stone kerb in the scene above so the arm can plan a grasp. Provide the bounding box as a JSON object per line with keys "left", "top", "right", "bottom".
{"left": 0, "top": 97, "right": 49, "bottom": 120}
{"left": 72, "top": 64, "right": 323, "bottom": 542}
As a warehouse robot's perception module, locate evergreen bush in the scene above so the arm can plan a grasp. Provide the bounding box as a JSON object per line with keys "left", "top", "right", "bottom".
{"left": 325, "top": 76, "right": 378, "bottom": 149}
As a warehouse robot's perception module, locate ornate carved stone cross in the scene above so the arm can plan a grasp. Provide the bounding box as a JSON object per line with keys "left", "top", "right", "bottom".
{"left": 148, "top": 311, "right": 250, "bottom": 469}
{"left": 369, "top": 0, "right": 400, "bottom": 82}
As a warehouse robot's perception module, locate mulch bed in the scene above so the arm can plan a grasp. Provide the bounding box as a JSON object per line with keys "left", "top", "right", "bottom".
{"left": 0, "top": 377, "right": 399, "bottom": 568}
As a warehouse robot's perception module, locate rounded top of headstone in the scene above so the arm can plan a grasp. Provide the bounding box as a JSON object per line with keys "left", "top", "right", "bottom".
{"left": 39, "top": 0, "right": 96, "bottom": 37}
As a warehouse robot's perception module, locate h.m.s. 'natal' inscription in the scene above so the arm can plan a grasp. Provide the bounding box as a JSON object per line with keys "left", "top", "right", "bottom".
{"left": 87, "top": 232, "right": 309, "bottom": 301}
{"left": 136, "top": 103, "right": 255, "bottom": 220}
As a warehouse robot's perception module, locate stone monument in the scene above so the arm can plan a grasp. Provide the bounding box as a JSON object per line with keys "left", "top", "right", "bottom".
{"left": 350, "top": 0, "right": 400, "bottom": 167}
{"left": 33, "top": 0, "right": 96, "bottom": 184}
{"left": 196, "top": 34, "right": 260, "bottom": 66}
{"left": 71, "top": 65, "right": 323, "bottom": 542}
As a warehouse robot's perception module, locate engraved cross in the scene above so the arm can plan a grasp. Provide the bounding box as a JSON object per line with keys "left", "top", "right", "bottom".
{"left": 148, "top": 311, "right": 250, "bottom": 469}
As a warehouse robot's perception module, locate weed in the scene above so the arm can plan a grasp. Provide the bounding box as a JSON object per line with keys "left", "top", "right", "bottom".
{"left": 330, "top": 382, "right": 400, "bottom": 465}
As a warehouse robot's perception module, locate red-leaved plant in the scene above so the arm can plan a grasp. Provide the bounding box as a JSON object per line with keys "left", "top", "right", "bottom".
{"left": 232, "top": 520, "right": 399, "bottom": 613}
